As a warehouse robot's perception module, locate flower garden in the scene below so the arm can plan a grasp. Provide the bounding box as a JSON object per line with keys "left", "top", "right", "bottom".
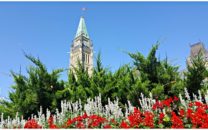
{"left": 1, "top": 88, "right": 208, "bottom": 129}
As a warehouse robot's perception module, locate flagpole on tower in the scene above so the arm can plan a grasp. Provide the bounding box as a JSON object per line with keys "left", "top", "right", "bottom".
{"left": 81, "top": 7, "right": 87, "bottom": 17}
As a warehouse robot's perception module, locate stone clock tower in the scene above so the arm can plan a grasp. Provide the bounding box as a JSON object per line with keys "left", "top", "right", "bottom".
{"left": 70, "top": 16, "right": 93, "bottom": 75}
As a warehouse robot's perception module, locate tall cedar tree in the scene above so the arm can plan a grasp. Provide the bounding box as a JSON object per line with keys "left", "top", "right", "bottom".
{"left": 185, "top": 51, "right": 208, "bottom": 97}
{"left": 128, "top": 43, "right": 181, "bottom": 99}
{"left": 6, "top": 54, "right": 65, "bottom": 118}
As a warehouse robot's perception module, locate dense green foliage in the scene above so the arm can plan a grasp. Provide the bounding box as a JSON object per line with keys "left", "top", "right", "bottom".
{"left": 128, "top": 43, "right": 181, "bottom": 99}
{"left": 1, "top": 54, "right": 66, "bottom": 118}
{"left": 0, "top": 43, "right": 207, "bottom": 118}
{"left": 185, "top": 51, "right": 208, "bottom": 97}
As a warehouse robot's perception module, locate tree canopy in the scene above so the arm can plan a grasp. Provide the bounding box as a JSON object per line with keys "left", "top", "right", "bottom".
{"left": 1, "top": 43, "right": 208, "bottom": 118}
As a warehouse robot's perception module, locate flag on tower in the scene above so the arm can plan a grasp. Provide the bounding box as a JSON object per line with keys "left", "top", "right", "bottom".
{"left": 82, "top": 7, "right": 87, "bottom": 11}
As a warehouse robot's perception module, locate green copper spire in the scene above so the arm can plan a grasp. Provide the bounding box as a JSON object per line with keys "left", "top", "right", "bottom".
{"left": 75, "top": 16, "right": 89, "bottom": 39}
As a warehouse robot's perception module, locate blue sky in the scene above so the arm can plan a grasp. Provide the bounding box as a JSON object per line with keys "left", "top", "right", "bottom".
{"left": 0, "top": 2, "right": 208, "bottom": 98}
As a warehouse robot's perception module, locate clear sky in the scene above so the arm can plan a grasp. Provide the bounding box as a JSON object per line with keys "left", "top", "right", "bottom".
{"left": 0, "top": 2, "right": 208, "bottom": 99}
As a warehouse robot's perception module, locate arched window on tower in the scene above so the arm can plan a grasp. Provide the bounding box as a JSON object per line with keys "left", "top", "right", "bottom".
{"left": 88, "top": 54, "right": 89, "bottom": 64}
{"left": 85, "top": 53, "right": 87, "bottom": 63}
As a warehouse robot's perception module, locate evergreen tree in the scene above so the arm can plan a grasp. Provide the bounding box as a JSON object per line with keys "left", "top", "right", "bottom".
{"left": 5, "top": 54, "right": 65, "bottom": 118}
{"left": 64, "top": 59, "right": 92, "bottom": 103}
{"left": 128, "top": 43, "right": 181, "bottom": 98}
{"left": 90, "top": 52, "right": 113, "bottom": 104}
{"left": 185, "top": 51, "right": 208, "bottom": 97}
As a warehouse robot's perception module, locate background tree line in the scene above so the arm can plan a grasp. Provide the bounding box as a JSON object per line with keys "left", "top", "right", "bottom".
{"left": 0, "top": 43, "right": 208, "bottom": 118}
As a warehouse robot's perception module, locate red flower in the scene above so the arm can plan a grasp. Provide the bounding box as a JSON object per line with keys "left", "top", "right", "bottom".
{"left": 66, "top": 118, "right": 73, "bottom": 127}
{"left": 120, "top": 120, "right": 130, "bottom": 128}
{"left": 73, "top": 115, "right": 83, "bottom": 122}
{"left": 50, "top": 124, "right": 58, "bottom": 129}
{"left": 48, "top": 115, "right": 58, "bottom": 128}
{"left": 189, "top": 102, "right": 193, "bottom": 107}
{"left": 162, "top": 97, "right": 173, "bottom": 107}
{"left": 200, "top": 117, "right": 208, "bottom": 128}
{"left": 143, "top": 111, "right": 154, "bottom": 128}
{"left": 103, "top": 124, "right": 112, "bottom": 128}
{"left": 48, "top": 116, "right": 53, "bottom": 124}
{"left": 152, "top": 101, "right": 163, "bottom": 110}
{"left": 87, "top": 114, "right": 107, "bottom": 128}
{"left": 195, "top": 101, "right": 203, "bottom": 107}
{"left": 24, "top": 119, "right": 42, "bottom": 128}
{"left": 173, "top": 96, "right": 179, "bottom": 101}
{"left": 187, "top": 108, "right": 193, "bottom": 118}
{"left": 179, "top": 109, "right": 185, "bottom": 117}
{"left": 82, "top": 112, "right": 88, "bottom": 119}
{"left": 76, "top": 121, "right": 85, "bottom": 128}
{"left": 171, "top": 112, "right": 184, "bottom": 128}
{"left": 128, "top": 108, "right": 142, "bottom": 127}
{"left": 159, "top": 113, "right": 165, "bottom": 124}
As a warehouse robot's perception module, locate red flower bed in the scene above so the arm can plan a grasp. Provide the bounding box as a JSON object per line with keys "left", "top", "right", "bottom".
{"left": 23, "top": 96, "right": 208, "bottom": 128}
